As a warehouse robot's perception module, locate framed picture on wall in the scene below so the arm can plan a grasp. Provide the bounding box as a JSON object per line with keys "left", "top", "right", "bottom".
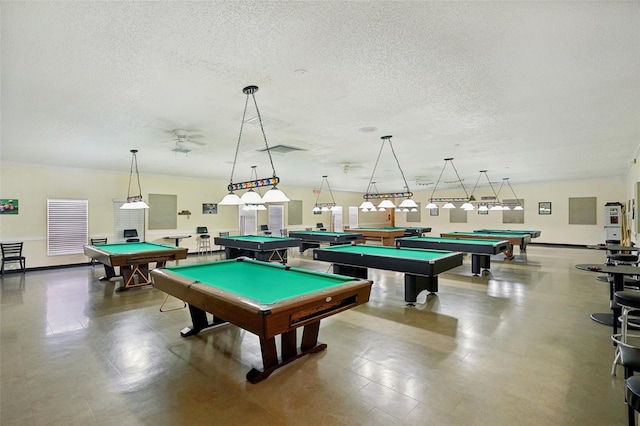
{"left": 539, "top": 202, "right": 551, "bottom": 215}
{"left": 202, "top": 203, "right": 217, "bottom": 214}
{"left": 430, "top": 207, "right": 439, "bottom": 216}
{"left": 0, "top": 199, "right": 18, "bottom": 214}
{"left": 478, "top": 209, "right": 488, "bottom": 215}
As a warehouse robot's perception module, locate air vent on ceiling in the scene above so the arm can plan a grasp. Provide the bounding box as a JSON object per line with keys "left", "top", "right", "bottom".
{"left": 256, "top": 144, "right": 307, "bottom": 154}
{"left": 171, "top": 147, "right": 192, "bottom": 154}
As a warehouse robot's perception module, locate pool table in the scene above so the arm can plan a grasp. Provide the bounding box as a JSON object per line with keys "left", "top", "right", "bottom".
{"left": 440, "top": 232, "right": 531, "bottom": 260}
{"left": 83, "top": 242, "right": 188, "bottom": 291}
{"left": 400, "top": 227, "right": 432, "bottom": 236}
{"left": 313, "top": 244, "right": 463, "bottom": 305}
{"left": 343, "top": 227, "right": 407, "bottom": 246}
{"left": 473, "top": 229, "right": 541, "bottom": 249}
{"left": 288, "top": 230, "right": 364, "bottom": 253}
{"left": 214, "top": 235, "right": 301, "bottom": 263}
{"left": 150, "top": 258, "right": 372, "bottom": 383}
{"left": 396, "top": 236, "right": 510, "bottom": 276}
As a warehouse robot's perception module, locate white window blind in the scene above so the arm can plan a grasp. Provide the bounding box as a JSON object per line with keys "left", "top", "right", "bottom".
{"left": 113, "top": 200, "right": 145, "bottom": 242}
{"left": 239, "top": 208, "right": 257, "bottom": 235}
{"left": 47, "top": 199, "right": 89, "bottom": 256}
{"left": 268, "top": 205, "right": 284, "bottom": 235}
{"left": 349, "top": 206, "right": 359, "bottom": 229}
{"left": 332, "top": 206, "right": 343, "bottom": 232}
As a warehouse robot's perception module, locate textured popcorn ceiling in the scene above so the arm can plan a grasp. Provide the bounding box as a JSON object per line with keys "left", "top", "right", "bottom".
{"left": 1, "top": 1, "right": 639, "bottom": 193}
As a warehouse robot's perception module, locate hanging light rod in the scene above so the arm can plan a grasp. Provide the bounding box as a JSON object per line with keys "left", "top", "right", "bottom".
{"left": 364, "top": 191, "right": 413, "bottom": 200}
{"left": 425, "top": 158, "right": 471, "bottom": 209}
{"left": 497, "top": 177, "right": 524, "bottom": 210}
{"left": 360, "top": 135, "right": 418, "bottom": 211}
{"left": 120, "top": 149, "right": 149, "bottom": 210}
{"left": 219, "top": 85, "right": 289, "bottom": 205}
{"left": 313, "top": 175, "right": 339, "bottom": 212}
{"left": 228, "top": 176, "right": 280, "bottom": 192}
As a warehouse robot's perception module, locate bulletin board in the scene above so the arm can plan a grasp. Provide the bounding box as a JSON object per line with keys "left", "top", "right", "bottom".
{"left": 568, "top": 197, "right": 597, "bottom": 225}
{"left": 288, "top": 200, "right": 303, "bottom": 225}
{"left": 149, "top": 194, "right": 177, "bottom": 230}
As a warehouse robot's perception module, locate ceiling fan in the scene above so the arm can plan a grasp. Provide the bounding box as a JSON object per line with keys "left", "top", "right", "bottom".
{"left": 170, "top": 129, "right": 206, "bottom": 153}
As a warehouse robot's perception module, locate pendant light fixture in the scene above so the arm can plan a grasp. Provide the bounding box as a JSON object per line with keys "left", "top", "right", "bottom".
{"left": 120, "top": 149, "right": 149, "bottom": 210}
{"left": 425, "top": 158, "right": 472, "bottom": 210}
{"left": 312, "top": 175, "right": 339, "bottom": 212}
{"left": 219, "top": 85, "right": 289, "bottom": 206}
{"left": 499, "top": 178, "right": 524, "bottom": 210}
{"left": 360, "top": 135, "right": 417, "bottom": 212}
{"left": 471, "top": 170, "right": 502, "bottom": 211}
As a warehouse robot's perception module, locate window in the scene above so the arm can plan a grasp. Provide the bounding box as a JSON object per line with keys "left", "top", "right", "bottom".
{"left": 47, "top": 199, "right": 88, "bottom": 255}
{"left": 114, "top": 199, "right": 145, "bottom": 242}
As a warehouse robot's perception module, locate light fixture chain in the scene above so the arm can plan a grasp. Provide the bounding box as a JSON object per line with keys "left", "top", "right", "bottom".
{"left": 387, "top": 138, "right": 411, "bottom": 192}
{"left": 126, "top": 153, "right": 135, "bottom": 198}
{"left": 228, "top": 94, "right": 251, "bottom": 185}
{"left": 449, "top": 161, "right": 470, "bottom": 199}
{"left": 506, "top": 178, "right": 521, "bottom": 202}
{"left": 484, "top": 173, "right": 501, "bottom": 203}
{"left": 468, "top": 172, "right": 483, "bottom": 200}
{"left": 250, "top": 92, "right": 277, "bottom": 178}
{"left": 133, "top": 152, "right": 143, "bottom": 197}
{"left": 325, "top": 177, "right": 337, "bottom": 204}
{"left": 314, "top": 178, "right": 325, "bottom": 205}
{"left": 365, "top": 139, "right": 385, "bottom": 194}
{"left": 429, "top": 161, "right": 449, "bottom": 200}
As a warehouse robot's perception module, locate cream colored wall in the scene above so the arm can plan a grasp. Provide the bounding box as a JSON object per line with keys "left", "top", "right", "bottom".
{"left": 395, "top": 178, "right": 626, "bottom": 245}
{"left": 0, "top": 164, "right": 362, "bottom": 267}
{"left": 0, "top": 163, "right": 631, "bottom": 268}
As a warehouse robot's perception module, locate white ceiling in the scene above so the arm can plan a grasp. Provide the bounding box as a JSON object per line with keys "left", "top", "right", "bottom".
{"left": 1, "top": 2, "right": 639, "bottom": 195}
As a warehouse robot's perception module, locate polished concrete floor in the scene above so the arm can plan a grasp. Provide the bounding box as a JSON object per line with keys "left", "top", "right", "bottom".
{"left": 0, "top": 245, "right": 632, "bottom": 425}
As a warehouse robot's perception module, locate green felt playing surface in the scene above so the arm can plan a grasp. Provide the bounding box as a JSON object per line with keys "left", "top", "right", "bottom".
{"left": 293, "top": 231, "right": 353, "bottom": 236}
{"left": 318, "top": 244, "right": 451, "bottom": 260}
{"left": 400, "top": 236, "right": 505, "bottom": 246}
{"left": 92, "top": 242, "right": 177, "bottom": 253}
{"left": 163, "top": 259, "right": 356, "bottom": 304}
{"left": 444, "top": 231, "right": 527, "bottom": 238}
{"left": 348, "top": 227, "right": 403, "bottom": 232}
{"left": 219, "top": 235, "right": 296, "bottom": 243}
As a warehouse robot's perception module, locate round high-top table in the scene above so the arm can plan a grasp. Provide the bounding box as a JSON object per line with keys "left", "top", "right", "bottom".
{"left": 576, "top": 263, "right": 640, "bottom": 326}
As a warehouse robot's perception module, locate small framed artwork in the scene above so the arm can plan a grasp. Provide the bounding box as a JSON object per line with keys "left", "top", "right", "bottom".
{"left": 202, "top": 203, "right": 218, "bottom": 214}
{"left": 0, "top": 199, "right": 19, "bottom": 215}
{"left": 539, "top": 202, "right": 552, "bottom": 215}
{"left": 478, "top": 209, "right": 488, "bottom": 215}
{"left": 430, "top": 207, "right": 439, "bottom": 216}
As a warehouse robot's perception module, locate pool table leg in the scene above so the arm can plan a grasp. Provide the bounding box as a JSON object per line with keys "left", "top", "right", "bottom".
{"left": 332, "top": 264, "right": 368, "bottom": 279}
{"left": 404, "top": 274, "right": 438, "bottom": 306}
{"left": 471, "top": 254, "right": 490, "bottom": 276}
{"left": 117, "top": 264, "right": 151, "bottom": 291}
{"left": 246, "top": 321, "right": 327, "bottom": 384}
{"left": 503, "top": 245, "right": 515, "bottom": 260}
{"left": 180, "top": 305, "right": 227, "bottom": 337}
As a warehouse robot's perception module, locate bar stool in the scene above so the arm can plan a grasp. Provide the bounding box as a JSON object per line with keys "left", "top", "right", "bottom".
{"left": 612, "top": 291, "right": 640, "bottom": 376}
{"left": 196, "top": 226, "right": 211, "bottom": 259}
{"left": 627, "top": 375, "right": 640, "bottom": 425}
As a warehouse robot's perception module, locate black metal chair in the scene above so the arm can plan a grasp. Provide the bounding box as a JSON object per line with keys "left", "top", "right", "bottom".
{"left": 260, "top": 225, "right": 271, "bottom": 235}
{"left": 123, "top": 229, "right": 139, "bottom": 242}
{"left": 90, "top": 238, "right": 107, "bottom": 266}
{"left": 1, "top": 242, "right": 26, "bottom": 275}
{"left": 316, "top": 222, "right": 326, "bottom": 231}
